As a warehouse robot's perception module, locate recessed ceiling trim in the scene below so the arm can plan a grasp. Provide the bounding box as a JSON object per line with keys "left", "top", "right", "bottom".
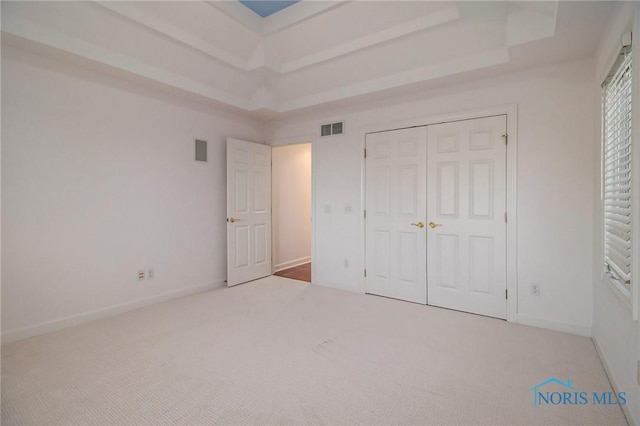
{"left": 261, "top": 0, "right": 350, "bottom": 35}
{"left": 276, "top": 48, "right": 511, "bottom": 113}
{"left": 206, "top": 0, "right": 350, "bottom": 36}
{"left": 239, "top": 0, "right": 300, "bottom": 18}
{"left": 4, "top": 12, "right": 511, "bottom": 114}
{"left": 2, "top": 18, "right": 253, "bottom": 111}
{"left": 95, "top": 1, "right": 248, "bottom": 71}
{"left": 6, "top": 0, "right": 597, "bottom": 117}
{"left": 205, "top": 0, "right": 263, "bottom": 35}
{"left": 280, "top": 5, "right": 461, "bottom": 73}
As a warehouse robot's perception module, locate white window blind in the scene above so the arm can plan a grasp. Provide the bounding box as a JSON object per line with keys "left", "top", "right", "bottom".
{"left": 603, "top": 46, "right": 632, "bottom": 286}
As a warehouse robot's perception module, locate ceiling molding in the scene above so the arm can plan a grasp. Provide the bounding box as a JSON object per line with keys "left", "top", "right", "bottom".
{"left": 3, "top": 0, "right": 610, "bottom": 117}
{"left": 279, "top": 5, "right": 461, "bottom": 73}
{"left": 103, "top": 0, "right": 349, "bottom": 73}
{"left": 261, "top": 0, "right": 349, "bottom": 35}
{"left": 2, "top": 16, "right": 253, "bottom": 111}
{"left": 276, "top": 48, "right": 511, "bottom": 112}
{"left": 204, "top": 0, "right": 263, "bottom": 35}
{"left": 206, "top": 0, "right": 350, "bottom": 36}
{"left": 95, "top": 2, "right": 248, "bottom": 71}
{"left": 246, "top": 41, "right": 281, "bottom": 72}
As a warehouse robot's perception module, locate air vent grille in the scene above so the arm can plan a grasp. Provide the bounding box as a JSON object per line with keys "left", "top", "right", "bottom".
{"left": 320, "top": 121, "right": 344, "bottom": 137}
{"left": 195, "top": 139, "right": 207, "bottom": 162}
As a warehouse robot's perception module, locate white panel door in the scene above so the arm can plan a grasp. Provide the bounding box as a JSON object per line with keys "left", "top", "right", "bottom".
{"left": 426, "top": 115, "right": 507, "bottom": 319}
{"left": 226, "top": 138, "right": 271, "bottom": 286}
{"left": 365, "top": 127, "right": 427, "bottom": 304}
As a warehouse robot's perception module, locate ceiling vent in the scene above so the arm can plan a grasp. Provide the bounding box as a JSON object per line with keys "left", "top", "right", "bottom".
{"left": 320, "top": 121, "right": 344, "bottom": 137}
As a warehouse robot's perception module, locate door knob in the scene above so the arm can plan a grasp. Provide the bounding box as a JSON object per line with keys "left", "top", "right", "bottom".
{"left": 428, "top": 222, "right": 442, "bottom": 228}
{"left": 227, "top": 217, "right": 239, "bottom": 223}
{"left": 410, "top": 222, "right": 425, "bottom": 228}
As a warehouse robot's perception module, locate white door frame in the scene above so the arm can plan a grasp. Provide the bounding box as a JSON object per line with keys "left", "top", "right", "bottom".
{"left": 361, "top": 104, "right": 518, "bottom": 323}
{"left": 266, "top": 135, "right": 317, "bottom": 283}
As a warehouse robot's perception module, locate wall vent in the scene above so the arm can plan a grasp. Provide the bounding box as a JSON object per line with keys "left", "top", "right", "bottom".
{"left": 195, "top": 139, "right": 207, "bottom": 162}
{"left": 320, "top": 121, "right": 344, "bottom": 137}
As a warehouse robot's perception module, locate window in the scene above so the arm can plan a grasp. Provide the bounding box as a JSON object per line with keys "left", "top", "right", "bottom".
{"left": 602, "top": 42, "right": 632, "bottom": 290}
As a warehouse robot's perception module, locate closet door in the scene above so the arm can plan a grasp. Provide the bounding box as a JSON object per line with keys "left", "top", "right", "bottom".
{"left": 426, "top": 115, "right": 507, "bottom": 319}
{"left": 365, "top": 127, "right": 427, "bottom": 304}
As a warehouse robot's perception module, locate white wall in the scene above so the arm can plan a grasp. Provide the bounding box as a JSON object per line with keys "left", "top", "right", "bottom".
{"left": 271, "top": 143, "right": 312, "bottom": 271}
{"left": 591, "top": 3, "right": 640, "bottom": 424}
{"left": 266, "top": 57, "right": 596, "bottom": 336}
{"left": 1, "top": 40, "right": 263, "bottom": 342}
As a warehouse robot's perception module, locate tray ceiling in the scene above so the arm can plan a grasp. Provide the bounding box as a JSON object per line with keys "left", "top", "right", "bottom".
{"left": 239, "top": 1, "right": 300, "bottom": 18}
{"left": 1, "top": 1, "right": 616, "bottom": 117}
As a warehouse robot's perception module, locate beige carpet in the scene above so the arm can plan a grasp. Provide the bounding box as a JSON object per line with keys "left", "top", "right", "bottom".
{"left": 1, "top": 276, "right": 627, "bottom": 425}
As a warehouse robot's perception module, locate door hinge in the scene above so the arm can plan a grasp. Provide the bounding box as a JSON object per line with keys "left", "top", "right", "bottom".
{"left": 506, "top": 289, "right": 508, "bottom": 299}
{"left": 502, "top": 134, "right": 508, "bottom": 145}
{"left": 364, "top": 269, "right": 367, "bottom": 277}
{"left": 364, "top": 209, "right": 367, "bottom": 219}
{"left": 364, "top": 148, "right": 367, "bottom": 158}
{"left": 504, "top": 212, "right": 507, "bottom": 223}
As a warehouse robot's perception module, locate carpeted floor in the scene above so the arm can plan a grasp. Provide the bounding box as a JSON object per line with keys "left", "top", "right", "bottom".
{"left": 1, "top": 276, "right": 627, "bottom": 425}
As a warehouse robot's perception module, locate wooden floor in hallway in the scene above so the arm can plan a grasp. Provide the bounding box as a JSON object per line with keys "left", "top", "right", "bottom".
{"left": 274, "top": 263, "right": 311, "bottom": 282}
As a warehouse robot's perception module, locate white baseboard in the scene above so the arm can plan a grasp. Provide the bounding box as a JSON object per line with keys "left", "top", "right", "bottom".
{"left": 516, "top": 314, "right": 592, "bottom": 337}
{"left": 592, "top": 336, "right": 636, "bottom": 426}
{"left": 313, "top": 280, "right": 362, "bottom": 295}
{"left": 274, "top": 256, "right": 311, "bottom": 272}
{"left": 1, "top": 280, "right": 226, "bottom": 344}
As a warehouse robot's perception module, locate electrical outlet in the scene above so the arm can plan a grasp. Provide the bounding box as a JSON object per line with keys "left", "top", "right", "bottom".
{"left": 531, "top": 283, "right": 540, "bottom": 296}
{"left": 138, "top": 270, "right": 145, "bottom": 281}
{"left": 147, "top": 268, "right": 155, "bottom": 280}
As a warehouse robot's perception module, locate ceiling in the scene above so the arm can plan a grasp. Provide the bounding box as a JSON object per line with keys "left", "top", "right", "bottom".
{"left": 239, "top": 1, "right": 300, "bottom": 18}
{"left": 1, "top": 1, "right": 618, "bottom": 118}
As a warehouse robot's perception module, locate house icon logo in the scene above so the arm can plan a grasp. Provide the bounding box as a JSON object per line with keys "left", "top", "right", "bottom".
{"left": 528, "top": 378, "right": 574, "bottom": 407}
{"left": 528, "top": 377, "right": 626, "bottom": 407}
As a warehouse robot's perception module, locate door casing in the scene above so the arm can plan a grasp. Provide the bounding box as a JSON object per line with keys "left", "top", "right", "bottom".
{"left": 266, "top": 136, "right": 317, "bottom": 283}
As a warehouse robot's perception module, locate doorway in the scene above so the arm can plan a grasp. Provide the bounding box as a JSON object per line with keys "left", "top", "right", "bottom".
{"left": 271, "top": 143, "right": 312, "bottom": 282}
{"left": 364, "top": 115, "right": 508, "bottom": 319}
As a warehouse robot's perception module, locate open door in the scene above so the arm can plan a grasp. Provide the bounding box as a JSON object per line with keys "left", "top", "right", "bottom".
{"left": 226, "top": 138, "right": 272, "bottom": 286}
